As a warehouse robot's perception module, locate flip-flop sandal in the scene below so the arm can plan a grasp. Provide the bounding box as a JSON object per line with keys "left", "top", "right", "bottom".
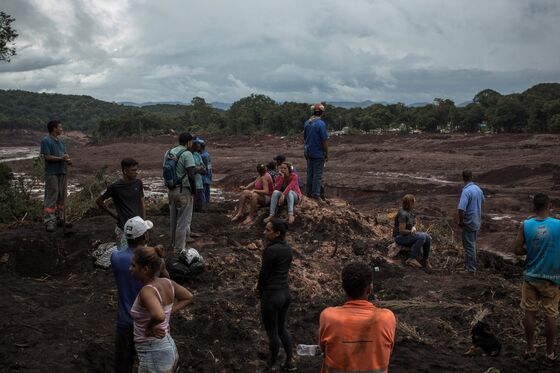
{"left": 523, "top": 349, "right": 537, "bottom": 361}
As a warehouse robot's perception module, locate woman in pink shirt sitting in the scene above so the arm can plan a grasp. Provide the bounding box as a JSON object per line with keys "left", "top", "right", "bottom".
{"left": 264, "top": 162, "right": 302, "bottom": 224}
{"left": 129, "top": 246, "right": 193, "bottom": 373}
{"left": 232, "top": 163, "right": 274, "bottom": 225}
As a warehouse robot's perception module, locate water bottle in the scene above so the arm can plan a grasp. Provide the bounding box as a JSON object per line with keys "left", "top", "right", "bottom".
{"left": 296, "top": 344, "right": 321, "bottom": 356}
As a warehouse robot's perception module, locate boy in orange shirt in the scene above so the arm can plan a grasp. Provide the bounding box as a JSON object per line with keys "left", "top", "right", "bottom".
{"left": 319, "top": 262, "right": 396, "bottom": 373}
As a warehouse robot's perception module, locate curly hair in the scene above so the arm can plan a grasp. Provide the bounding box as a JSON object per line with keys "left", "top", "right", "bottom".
{"left": 342, "top": 262, "right": 373, "bottom": 299}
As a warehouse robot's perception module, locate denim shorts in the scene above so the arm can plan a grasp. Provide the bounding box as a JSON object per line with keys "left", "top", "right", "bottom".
{"left": 136, "top": 334, "right": 179, "bottom": 373}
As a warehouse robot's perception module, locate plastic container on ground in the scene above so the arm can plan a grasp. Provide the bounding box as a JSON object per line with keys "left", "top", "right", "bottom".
{"left": 296, "top": 344, "right": 321, "bottom": 356}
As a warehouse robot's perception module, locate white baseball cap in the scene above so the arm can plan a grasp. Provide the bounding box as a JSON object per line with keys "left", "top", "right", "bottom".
{"left": 124, "top": 216, "right": 154, "bottom": 239}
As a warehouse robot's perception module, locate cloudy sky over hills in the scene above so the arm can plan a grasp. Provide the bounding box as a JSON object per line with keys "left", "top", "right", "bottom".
{"left": 1, "top": 0, "right": 559, "bottom": 104}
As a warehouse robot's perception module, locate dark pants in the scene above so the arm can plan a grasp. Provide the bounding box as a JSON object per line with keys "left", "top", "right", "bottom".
{"left": 306, "top": 157, "right": 325, "bottom": 198}
{"left": 43, "top": 174, "right": 67, "bottom": 223}
{"left": 194, "top": 188, "right": 205, "bottom": 212}
{"left": 395, "top": 232, "right": 431, "bottom": 260}
{"left": 203, "top": 183, "right": 211, "bottom": 204}
{"left": 115, "top": 326, "right": 135, "bottom": 373}
{"left": 261, "top": 289, "right": 293, "bottom": 364}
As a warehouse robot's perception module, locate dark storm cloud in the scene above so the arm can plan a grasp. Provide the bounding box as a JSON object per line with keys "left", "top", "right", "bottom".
{"left": 0, "top": 0, "right": 559, "bottom": 104}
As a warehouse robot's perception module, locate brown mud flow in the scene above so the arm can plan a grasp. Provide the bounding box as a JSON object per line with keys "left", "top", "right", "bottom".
{"left": 1, "top": 131, "right": 560, "bottom": 372}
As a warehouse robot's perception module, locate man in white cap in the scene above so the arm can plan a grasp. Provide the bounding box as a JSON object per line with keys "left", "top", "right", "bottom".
{"left": 304, "top": 103, "right": 329, "bottom": 200}
{"left": 110, "top": 216, "right": 166, "bottom": 373}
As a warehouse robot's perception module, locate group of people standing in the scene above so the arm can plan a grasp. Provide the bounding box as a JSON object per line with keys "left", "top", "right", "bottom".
{"left": 38, "top": 100, "right": 559, "bottom": 372}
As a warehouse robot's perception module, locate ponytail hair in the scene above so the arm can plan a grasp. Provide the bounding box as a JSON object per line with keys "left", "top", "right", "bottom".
{"left": 134, "top": 245, "right": 165, "bottom": 276}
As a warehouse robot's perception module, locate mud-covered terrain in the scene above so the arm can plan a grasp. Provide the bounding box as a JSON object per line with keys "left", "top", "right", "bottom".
{"left": 1, "top": 130, "right": 559, "bottom": 372}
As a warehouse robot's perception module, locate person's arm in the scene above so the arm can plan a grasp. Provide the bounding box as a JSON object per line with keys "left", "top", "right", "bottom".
{"left": 140, "top": 181, "right": 146, "bottom": 219}
{"left": 399, "top": 222, "right": 414, "bottom": 236}
{"left": 139, "top": 287, "right": 166, "bottom": 338}
{"left": 323, "top": 140, "right": 329, "bottom": 162}
{"left": 321, "top": 122, "right": 329, "bottom": 161}
{"left": 96, "top": 190, "right": 119, "bottom": 221}
{"left": 171, "top": 281, "right": 194, "bottom": 314}
{"left": 241, "top": 179, "right": 257, "bottom": 190}
{"left": 256, "top": 248, "right": 275, "bottom": 298}
{"left": 513, "top": 222, "right": 526, "bottom": 255}
{"left": 186, "top": 166, "right": 196, "bottom": 194}
{"left": 458, "top": 209, "right": 465, "bottom": 227}
{"left": 282, "top": 174, "right": 299, "bottom": 196}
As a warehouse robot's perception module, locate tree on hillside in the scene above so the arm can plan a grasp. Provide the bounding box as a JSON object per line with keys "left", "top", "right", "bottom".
{"left": 473, "top": 89, "right": 501, "bottom": 109}
{"left": 228, "top": 94, "right": 276, "bottom": 134}
{"left": 487, "top": 96, "right": 527, "bottom": 133}
{"left": 0, "top": 12, "right": 18, "bottom": 62}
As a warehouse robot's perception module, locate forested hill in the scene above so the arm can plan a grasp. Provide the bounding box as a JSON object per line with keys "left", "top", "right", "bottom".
{"left": 1, "top": 83, "right": 560, "bottom": 137}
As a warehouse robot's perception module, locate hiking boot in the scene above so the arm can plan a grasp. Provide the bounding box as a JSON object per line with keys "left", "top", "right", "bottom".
{"left": 405, "top": 258, "right": 422, "bottom": 268}
{"left": 46, "top": 221, "right": 56, "bottom": 232}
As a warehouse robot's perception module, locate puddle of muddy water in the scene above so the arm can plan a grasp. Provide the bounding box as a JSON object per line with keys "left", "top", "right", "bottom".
{"left": 0, "top": 146, "right": 40, "bottom": 163}
{"left": 367, "top": 171, "right": 454, "bottom": 185}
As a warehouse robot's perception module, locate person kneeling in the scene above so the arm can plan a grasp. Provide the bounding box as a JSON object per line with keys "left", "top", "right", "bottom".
{"left": 264, "top": 162, "right": 302, "bottom": 225}
{"left": 393, "top": 194, "right": 432, "bottom": 268}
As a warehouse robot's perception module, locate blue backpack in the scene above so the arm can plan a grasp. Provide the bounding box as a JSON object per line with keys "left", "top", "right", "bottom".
{"left": 163, "top": 148, "right": 187, "bottom": 189}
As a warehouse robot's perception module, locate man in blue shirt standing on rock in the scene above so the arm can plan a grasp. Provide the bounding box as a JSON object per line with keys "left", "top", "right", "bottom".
{"left": 513, "top": 193, "right": 560, "bottom": 366}
{"left": 457, "top": 170, "right": 484, "bottom": 273}
{"left": 40, "top": 120, "right": 72, "bottom": 232}
{"left": 304, "top": 103, "right": 329, "bottom": 200}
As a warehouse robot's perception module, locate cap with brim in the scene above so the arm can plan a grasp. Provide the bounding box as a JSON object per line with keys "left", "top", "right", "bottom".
{"left": 124, "top": 216, "right": 154, "bottom": 239}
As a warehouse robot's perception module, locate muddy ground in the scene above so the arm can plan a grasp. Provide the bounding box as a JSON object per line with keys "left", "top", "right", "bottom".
{"left": 1, "top": 130, "right": 560, "bottom": 372}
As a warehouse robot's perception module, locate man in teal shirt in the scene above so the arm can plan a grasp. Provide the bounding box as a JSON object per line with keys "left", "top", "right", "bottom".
{"left": 40, "top": 120, "right": 72, "bottom": 232}
{"left": 514, "top": 193, "right": 560, "bottom": 365}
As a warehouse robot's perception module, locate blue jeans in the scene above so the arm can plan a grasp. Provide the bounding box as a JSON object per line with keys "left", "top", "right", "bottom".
{"left": 306, "top": 158, "right": 325, "bottom": 198}
{"left": 269, "top": 190, "right": 298, "bottom": 215}
{"left": 395, "top": 232, "right": 431, "bottom": 260}
{"left": 135, "top": 334, "right": 178, "bottom": 373}
{"left": 462, "top": 228, "right": 478, "bottom": 272}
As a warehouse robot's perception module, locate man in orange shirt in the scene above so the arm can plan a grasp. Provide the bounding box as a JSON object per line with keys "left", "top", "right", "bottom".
{"left": 319, "top": 262, "right": 396, "bottom": 373}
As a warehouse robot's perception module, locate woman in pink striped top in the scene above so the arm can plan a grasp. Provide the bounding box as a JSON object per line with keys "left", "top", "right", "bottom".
{"left": 129, "top": 246, "right": 193, "bottom": 372}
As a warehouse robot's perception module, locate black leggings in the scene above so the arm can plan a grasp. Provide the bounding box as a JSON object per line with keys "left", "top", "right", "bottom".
{"left": 260, "top": 288, "right": 293, "bottom": 363}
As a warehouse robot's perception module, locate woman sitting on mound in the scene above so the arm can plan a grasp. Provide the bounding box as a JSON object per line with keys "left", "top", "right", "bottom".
{"left": 232, "top": 164, "right": 273, "bottom": 225}
{"left": 264, "top": 162, "right": 302, "bottom": 225}
{"left": 393, "top": 194, "right": 432, "bottom": 268}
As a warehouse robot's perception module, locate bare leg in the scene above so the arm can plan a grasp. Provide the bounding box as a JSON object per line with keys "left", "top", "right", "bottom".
{"left": 232, "top": 190, "right": 251, "bottom": 221}
{"left": 523, "top": 310, "right": 537, "bottom": 354}
{"left": 243, "top": 193, "right": 263, "bottom": 225}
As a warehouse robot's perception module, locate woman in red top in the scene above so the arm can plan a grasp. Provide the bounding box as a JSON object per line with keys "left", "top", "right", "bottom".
{"left": 264, "top": 162, "right": 302, "bottom": 224}
{"left": 232, "top": 164, "right": 274, "bottom": 225}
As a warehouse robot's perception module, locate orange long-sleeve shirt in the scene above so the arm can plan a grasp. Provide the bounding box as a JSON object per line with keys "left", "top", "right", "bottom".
{"left": 319, "top": 300, "right": 396, "bottom": 373}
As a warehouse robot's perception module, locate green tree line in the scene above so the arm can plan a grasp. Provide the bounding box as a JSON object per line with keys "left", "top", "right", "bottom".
{"left": 1, "top": 83, "right": 560, "bottom": 138}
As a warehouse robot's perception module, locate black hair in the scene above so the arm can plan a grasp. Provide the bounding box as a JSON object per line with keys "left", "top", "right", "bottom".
{"left": 533, "top": 193, "right": 550, "bottom": 212}
{"left": 266, "top": 161, "right": 277, "bottom": 171}
{"left": 126, "top": 234, "right": 146, "bottom": 247}
{"left": 313, "top": 110, "right": 323, "bottom": 116}
{"left": 179, "top": 132, "right": 193, "bottom": 145}
{"left": 257, "top": 164, "right": 266, "bottom": 176}
{"left": 270, "top": 218, "right": 288, "bottom": 240}
{"left": 274, "top": 154, "right": 286, "bottom": 164}
{"left": 121, "top": 158, "right": 138, "bottom": 173}
{"left": 47, "top": 120, "right": 61, "bottom": 133}
{"left": 200, "top": 143, "right": 206, "bottom": 150}
{"left": 462, "top": 170, "right": 473, "bottom": 182}
{"left": 342, "top": 262, "right": 373, "bottom": 299}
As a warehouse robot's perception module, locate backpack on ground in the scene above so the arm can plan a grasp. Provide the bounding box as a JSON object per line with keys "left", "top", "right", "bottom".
{"left": 163, "top": 148, "right": 187, "bottom": 189}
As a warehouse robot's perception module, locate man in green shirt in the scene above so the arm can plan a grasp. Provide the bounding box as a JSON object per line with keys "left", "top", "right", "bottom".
{"left": 164, "top": 133, "right": 196, "bottom": 252}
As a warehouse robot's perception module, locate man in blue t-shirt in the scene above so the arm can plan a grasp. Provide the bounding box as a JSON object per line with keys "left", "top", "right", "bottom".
{"left": 200, "top": 141, "right": 212, "bottom": 206}
{"left": 111, "top": 216, "right": 166, "bottom": 372}
{"left": 513, "top": 193, "right": 560, "bottom": 364}
{"left": 304, "top": 103, "right": 329, "bottom": 200}
{"left": 40, "top": 120, "right": 72, "bottom": 232}
{"left": 457, "top": 170, "right": 484, "bottom": 273}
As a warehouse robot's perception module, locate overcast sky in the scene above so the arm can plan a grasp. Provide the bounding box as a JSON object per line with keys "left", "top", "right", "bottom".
{"left": 1, "top": 0, "right": 559, "bottom": 105}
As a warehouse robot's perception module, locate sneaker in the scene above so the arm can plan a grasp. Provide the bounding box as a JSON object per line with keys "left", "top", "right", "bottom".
{"left": 405, "top": 258, "right": 422, "bottom": 268}
{"left": 46, "top": 221, "right": 56, "bottom": 232}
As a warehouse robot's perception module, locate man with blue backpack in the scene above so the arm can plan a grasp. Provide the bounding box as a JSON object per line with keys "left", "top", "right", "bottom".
{"left": 163, "top": 132, "right": 197, "bottom": 252}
